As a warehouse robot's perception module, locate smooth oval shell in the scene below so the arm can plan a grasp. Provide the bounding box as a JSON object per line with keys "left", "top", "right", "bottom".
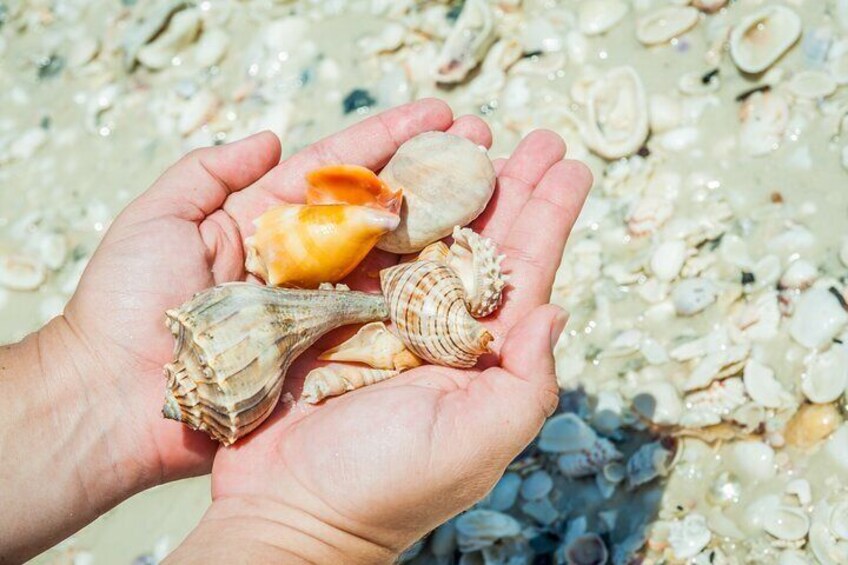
{"left": 763, "top": 507, "right": 810, "bottom": 541}
{"left": 578, "top": 0, "right": 628, "bottom": 36}
{"left": 729, "top": 6, "right": 802, "bottom": 74}
{"left": 584, "top": 66, "right": 649, "bottom": 160}
{"left": 789, "top": 288, "right": 848, "bottom": 349}
{"left": 162, "top": 283, "right": 388, "bottom": 444}
{"left": 636, "top": 6, "right": 700, "bottom": 46}
{"left": 785, "top": 403, "right": 842, "bottom": 448}
{"left": 376, "top": 132, "right": 496, "bottom": 254}
{"left": 787, "top": 70, "right": 837, "bottom": 99}
{"left": 380, "top": 260, "right": 493, "bottom": 368}
{"left": 538, "top": 413, "right": 598, "bottom": 453}
{"left": 801, "top": 346, "right": 848, "bottom": 404}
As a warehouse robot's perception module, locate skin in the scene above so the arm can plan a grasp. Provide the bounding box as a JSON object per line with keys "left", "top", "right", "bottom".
{"left": 0, "top": 99, "right": 591, "bottom": 563}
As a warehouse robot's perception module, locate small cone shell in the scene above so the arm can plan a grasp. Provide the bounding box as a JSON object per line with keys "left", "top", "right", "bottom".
{"left": 302, "top": 363, "right": 400, "bottom": 404}
{"left": 162, "top": 283, "right": 388, "bottom": 445}
{"left": 380, "top": 260, "right": 493, "bottom": 368}
{"left": 306, "top": 164, "right": 402, "bottom": 215}
{"left": 245, "top": 203, "right": 400, "bottom": 288}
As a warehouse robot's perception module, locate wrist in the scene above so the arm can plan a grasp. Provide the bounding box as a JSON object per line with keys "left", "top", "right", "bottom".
{"left": 165, "top": 496, "right": 398, "bottom": 564}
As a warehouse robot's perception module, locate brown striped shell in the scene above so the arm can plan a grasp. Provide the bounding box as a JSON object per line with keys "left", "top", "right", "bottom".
{"left": 162, "top": 282, "right": 388, "bottom": 445}
{"left": 379, "top": 260, "right": 493, "bottom": 368}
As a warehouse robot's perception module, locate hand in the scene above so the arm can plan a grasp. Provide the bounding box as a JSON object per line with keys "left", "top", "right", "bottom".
{"left": 165, "top": 100, "right": 593, "bottom": 563}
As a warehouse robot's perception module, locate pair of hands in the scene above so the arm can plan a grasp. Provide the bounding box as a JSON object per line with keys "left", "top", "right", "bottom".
{"left": 57, "top": 99, "right": 591, "bottom": 561}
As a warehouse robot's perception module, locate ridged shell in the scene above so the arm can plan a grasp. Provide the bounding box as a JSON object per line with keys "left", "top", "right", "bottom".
{"left": 380, "top": 260, "right": 493, "bottom": 368}
{"left": 301, "top": 363, "right": 399, "bottom": 404}
{"left": 162, "top": 283, "right": 388, "bottom": 444}
{"left": 446, "top": 226, "right": 508, "bottom": 318}
{"left": 376, "top": 132, "right": 496, "bottom": 254}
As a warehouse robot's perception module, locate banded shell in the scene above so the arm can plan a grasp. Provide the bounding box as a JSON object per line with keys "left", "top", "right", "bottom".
{"left": 162, "top": 283, "right": 388, "bottom": 444}
{"left": 380, "top": 260, "right": 493, "bottom": 368}
{"left": 636, "top": 6, "right": 700, "bottom": 46}
{"left": 729, "top": 6, "right": 802, "bottom": 74}
{"left": 584, "top": 66, "right": 649, "bottom": 160}
{"left": 376, "top": 132, "right": 496, "bottom": 253}
{"left": 318, "top": 321, "right": 422, "bottom": 371}
{"left": 433, "top": 0, "right": 496, "bottom": 84}
{"left": 446, "top": 226, "right": 508, "bottom": 318}
{"left": 301, "top": 363, "right": 400, "bottom": 404}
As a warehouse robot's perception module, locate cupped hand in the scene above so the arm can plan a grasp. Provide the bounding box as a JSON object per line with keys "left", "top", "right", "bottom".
{"left": 196, "top": 101, "right": 594, "bottom": 561}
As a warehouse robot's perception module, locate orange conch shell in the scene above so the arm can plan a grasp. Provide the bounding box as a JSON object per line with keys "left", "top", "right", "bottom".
{"left": 306, "top": 164, "right": 403, "bottom": 215}
{"left": 245, "top": 204, "right": 399, "bottom": 288}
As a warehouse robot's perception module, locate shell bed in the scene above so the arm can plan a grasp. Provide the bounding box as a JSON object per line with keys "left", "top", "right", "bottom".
{"left": 4, "top": 0, "right": 848, "bottom": 563}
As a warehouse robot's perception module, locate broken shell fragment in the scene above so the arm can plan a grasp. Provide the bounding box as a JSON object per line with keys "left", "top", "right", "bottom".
{"left": 729, "top": 6, "right": 802, "bottom": 74}
{"left": 306, "top": 164, "right": 402, "bottom": 215}
{"left": 584, "top": 66, "right": 649, "bottom": 160}
{"left": 245, "top": 204, "right": 399, "bottom": 288}
{"left": 446, "top": 226, "right": 508, "bottom": 318}
{"left": 162, "top": 283, "right": 389, "bottom": 445}
{"left": 380, "top": 260, "right": 493, "bottom": 368}
{"left": 376, "top": 132, "right": 496, "bottom": 253}
{"left": 318, "top": 321, "right": 422, "bottom": 370}
{"left": 672, "top": 277, "right": 718, "bottom": 316}
{"left": 636, "top": 6, "right": 700, "bottom": 46}
{"left": 301, "top": 363, "right": 400, "bottom": 404}
{"left": 578, "top": 0, "right": 628, "bottom": 36}
{"left": 433, "top": 0, "right": 496, "bottom": 84}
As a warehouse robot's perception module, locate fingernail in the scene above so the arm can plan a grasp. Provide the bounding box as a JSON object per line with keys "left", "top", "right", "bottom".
{"left": 550, "top": 307, "right": 569, "bottom": 350}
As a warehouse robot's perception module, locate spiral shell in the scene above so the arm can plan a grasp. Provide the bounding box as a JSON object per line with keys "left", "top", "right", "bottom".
{"left": 302, "top": 363, "right": 400, "bottom": 404}
{"left": 162, "top": 283, "right": 388, "bottom": 444}
{"left": 446, "top": 226, "right": 507, "bottom": 318}
{"left": 380, "top": 260, "right": 493, "bottom": 368}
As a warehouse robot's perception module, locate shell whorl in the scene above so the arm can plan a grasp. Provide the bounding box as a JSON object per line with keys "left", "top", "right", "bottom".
{"left": 446, "top": 226, "right": 508, "bottom": 318}
{"left": 162, "top": 283, "right": 389, "bottom": 445}
{"left": 380, "top": 260, "right": 493, "bottom": 368}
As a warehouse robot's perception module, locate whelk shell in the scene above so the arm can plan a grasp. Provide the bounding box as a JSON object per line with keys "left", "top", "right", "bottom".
{"left": 729, "top": 6, "right": 802, "bottom": 74}
{"left": 318, "top": 321, "right": 421, "bottom": 371}
{"left": 584, "top": 66, "right": 649, "bottom": 160}
{"left": 784, "top": 403, "right": 842, "bottom": 448}
{"left": 433, "top": 0, "right": 496, "bottom": 84}
{"left": 301, "top": 364, "right": 399, "bottom": 404}
{"left": 636, "top": 6, "right": 700, "bottom": 46}
{"left": 445, "top": 226, "right": 508, "bottom": 318}
{"left": 380, "top": 260, "right": 493, "bottom": 368}
{"left": 578, "top": 0, "right": 628, "bottom": 36}
{"left": 376, "top": 132, "right": 496, "bottom": 253}
{"left": 162, "top": 283, "right": 389, "bottom": 444}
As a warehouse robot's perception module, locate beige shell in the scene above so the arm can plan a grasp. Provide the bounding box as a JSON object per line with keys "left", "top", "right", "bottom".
{"left": 636, "top": 6, "right": 700, "bottom": 46}
{"left": 318, "top": 321, "right": 422, "bottom": 371}
{"left": 584, "top": 66, "right": 649, "bottom": 160}
{"left": 433, "top": 0, "right": 496, "bottom": 84}
{"left": 302, "top": 363, "right": 400, "bottom": 404}
{"left": 446, "top": 226, "right": 508, "bottom": 318}
{"left": 162, "top": 283, "right": 388, "bottom": 445}
{"left": 729, "top": 6, "right": 802, "bottom": 74}
{"left": 376, "top": 132, "right": 496, "bottom": 254}
{"left": 380, "top": 260, "right": 493, "bottom": 368}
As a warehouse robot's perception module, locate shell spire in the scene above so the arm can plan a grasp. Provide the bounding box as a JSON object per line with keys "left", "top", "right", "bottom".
{"left": 446, "top": 226, "right": 508, "bottom": 318}
{"left": 302, "top": 364, "right": 400, "bottom": 404}
{"left": 162, "top": 283, "right": 388, "bottom": 445}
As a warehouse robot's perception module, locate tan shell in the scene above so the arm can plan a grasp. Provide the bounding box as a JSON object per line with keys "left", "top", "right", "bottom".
{"left": 302, "top": 363, "right": 400, "bottom": 404}
{"left": 380, "top": 260, "right": 493, "bottom": 368}
{"left": 318, "top": 321, "right": 422, "bottom": 371}
{"left": 584, "top": 66, "right": 649, "bottom": 160}
{"left": 162, "top": 283, "right": 388, "bottom": 445}
{"left": 729, "top": 6, "right": 802, "bottom": 74}
{"left": 376, "top": 132, "right": 496, "bottom": 254}
{"left": 446, "top": 226, "right": 508, "bottom": 318}
{"left": 433, "top": 0, "right": 496, "bottom": 83}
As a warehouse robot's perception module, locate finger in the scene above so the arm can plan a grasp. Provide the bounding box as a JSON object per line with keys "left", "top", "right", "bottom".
{"left": 446, "top": 115, "right": 492, "bottom": 148}
{"left": 142, "top": 131, "right": 282, "bottom": 221}
{"left": 494, "top": 159, "right": 593, "bottom": 325}
{"left": 471, "top": 130, "right": 566, "bottom": 245}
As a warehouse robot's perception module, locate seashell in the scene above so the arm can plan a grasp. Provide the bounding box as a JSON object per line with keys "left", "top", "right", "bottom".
{"left": 193, "top": 28, "right": 230, "bottom": 68}
{"left": 136, "top": 8, "right": 201, "bottom": 71}
{"left": 789, "top": 288, "right": 848, "bottom": 349}
{"left": 36, "top": 232, "right": 67, "bottom": 271}
{"left": 584, "top": 66, "right": 649, "bottom": 160}
{"left": 626, "top": 437, "right": 680, "bottom": 489}
{"left": 305, "top": 165, "right": 402, "bottom": 216}
{"left": 728, "top": 440, "right": 775, "bottom": 482}
{"left": 650, "top": 240, "right": 687, "bottom": 282}
{"left": 481, "top": 38, "right": 523, "bottom": 73}
{"left": 245, "top": 204, "right": 399, "bottom": 288}
{"left": 763, "top": 507, "right": 810, "bottom": 542}
{"left": 779, "top": 259, "right": 818, "bottom": 290}
{"left": 538, "top": 413, "right": 598, "bottom": 453}
{"left": 418, "top": 241, "right": 450, "bottom": 263}
{"left": 0, "top": 254, "right": 47, "bottom": 291}
{"left": 433, "top": 0, "right": 496, "bottom": 84}
{"left": 376, "top": 132, "right": 496, "bottom": 253}
{"left": 301, "top": 363, "right": 400, "bottom": 404}
{"left": 692, "top": 0, "right": 727, "bottom": 14}
{"left": 809, "top": 521, "right": 848, "bottom": 565}
{"left": 578, "top": 0, "right": 628, "bottom": 36}
{"left": 633, "top": 381, "right": 683, "bottom": 425}
{"left": 729, "top": 6, "right": 802, "bottom": 74}
{"left": 627, "top": 196, "right": 673, "bottom": 236}
{"left": 162, "top": 283, "right": 389, "bottom": 444}
{"left": 788, "top": 70, "right": 837, "bottom": 99}
{"left": 649, "top": 93, "right": 683, "bottom": 133}
{"left": 707, "top": 471, "right": 742, "bottom": 507}
{"left": 786, "top": 479, "right": 813, "bottom": 506}
{"left": 672, "top": 277, "right": 718, "bottom": 317}
{"left": 380, "top": 260, "right": 493, "bottom": 368}
{"left": 483, "top": 472, "right": 521, "bottom": 512}
{"left": 829, "top": 499, "right": 848, "bottom": 540}
{"left": 563, "top": 533, "right": 608, "bottom": 565}
{"left": 785, "top": 403, "right": 842, "bottom": 448}
{"left": 680, "top": 377, "right": 747, "bottom": 428}
{"left": 318, "top": 321, "right": 421, "bottom": 371}
{"left": 743, "top": 359, "right": 791, "bottom": 409}
{"left": 739, "top": 91, "right": 789, "bottom": 157}
{"left": 178, "top": 89, "right": 219, "bottom": 136}
{"left": 801, "top": 346, "right": 848, "bottom": 404}
{"left": 557, "top": 436, "right": 623, "bottom": 478}
{"left": 445, "top": 226, "right": 508, "bottom": 318}
{"left": 122, "top": 0, "right": 189, "bottom": 69}
{"left": 521, "top": 497, "right": 559, "bottom": 526}
{"left": 668, "top": 514, "right": 711, "bottom": 560}
{"left": 636, "top": 6, "right": 700, "bottom": 46}
{"left": 826, "top": 424, "right": 848, "bottom": 473}
{"left": 455, "top": 509, "right": 521, "bottom": 553}
{"left": 520, "top": 470, "right": 553, "bottom": 502}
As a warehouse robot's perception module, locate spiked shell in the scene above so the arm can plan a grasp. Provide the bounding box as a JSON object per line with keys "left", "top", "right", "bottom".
{"left": 446, "top": 226, "right": 508, "bottom": 318}
{"left": 162, "top": 282, "right": 388, "bottom": 444}
{"left": 380, "top": 260, "right": 493, "bottom": 368}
